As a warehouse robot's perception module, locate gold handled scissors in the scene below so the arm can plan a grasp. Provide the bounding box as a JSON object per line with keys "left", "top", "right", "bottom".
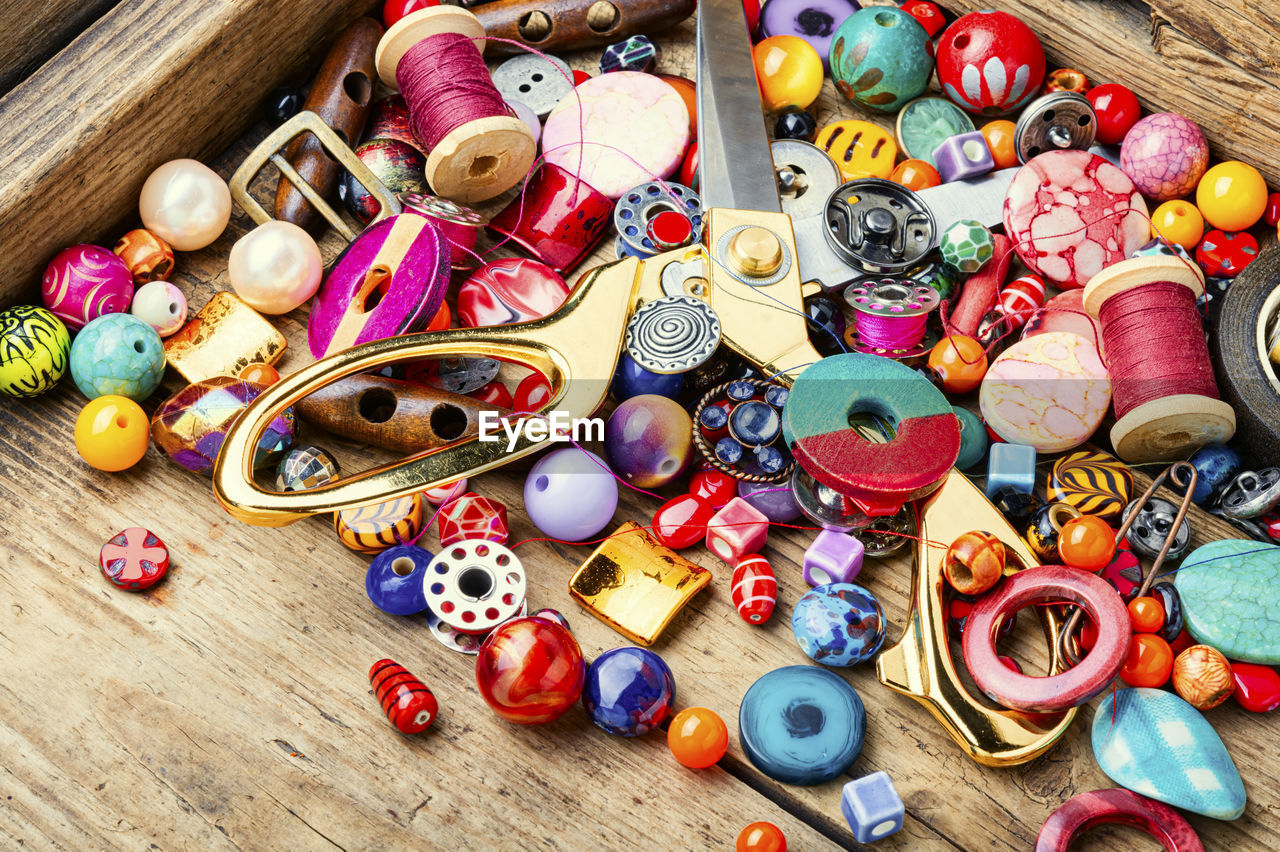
{"left": 213, "top": 0, "right": 823, "bottom": 526}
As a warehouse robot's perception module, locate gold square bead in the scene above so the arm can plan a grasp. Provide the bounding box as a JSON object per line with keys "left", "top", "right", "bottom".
{"left": 568, "top": 522, "right": 712, "bottom": 646}
{"left": 164, "top": 291, "right": 286, "bottom": 383}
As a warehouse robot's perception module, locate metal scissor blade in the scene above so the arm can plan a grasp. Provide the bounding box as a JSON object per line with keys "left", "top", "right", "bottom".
{"left": 696, "top": 0, "right": 780, "bottom": 213}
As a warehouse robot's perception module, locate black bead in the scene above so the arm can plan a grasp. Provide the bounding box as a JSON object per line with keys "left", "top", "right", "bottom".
{"left": 803, "top": 294, "right": 847, "bottom": 357}
{"left": 774, "top": 107, "right": 818, "bottom": 142}
{"left": 266, "top": 86, "right": 304, "bottom": 123}
{"left": 992, "top": 485, "right": 1041, "bottom": 533}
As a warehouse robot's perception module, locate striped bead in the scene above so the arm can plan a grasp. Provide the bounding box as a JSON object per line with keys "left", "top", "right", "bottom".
{"left": 335, "top": 493, "right": 425, "bottom": 554}
{"left": 997, "top": 274, "right": 1046, "bottom": 327}
{"left": 732, "top": 554, "right": 777, "bottom": 625}
{"left": 1047, "top": 450, "right": 1134, "bottom": 522}
{"left": 369, "top": 659, "right": 438, "bottom": 734}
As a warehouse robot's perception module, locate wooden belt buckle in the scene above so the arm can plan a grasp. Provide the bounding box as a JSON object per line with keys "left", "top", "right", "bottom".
{"left": 230, "top": 110, "right": 402, "bottom": 243}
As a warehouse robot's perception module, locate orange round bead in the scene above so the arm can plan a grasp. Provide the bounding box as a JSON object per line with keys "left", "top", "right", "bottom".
{"left": 752, "top": 36, "right": 823, "bottom": 112}
{"left": 238, "top": 362, "right": 280, "bottom": 386}
{"left": 1172, "top": 644, "right": 1235, "bottom": 710}
{"left": 1150, "top": 199, "right": 1204, "bottom": 249}
{"left": 980, "top": 120, "right": 1019, "bottom": 170}
{"left": 667, "top": 706, "right": 729, "bottom": 768}
{"left": 427, "top": 299, "right": 452, "bottom": 332}
{"left": 943, "top": 530, "right": 1006, "bottom": 595}
{"left": 737, "top": 821, "right": 786, "bottom": 852}
{"left": 927, "top": 335, "right": 988, "bottom": 394}
{"left": 1043, "top": 68, "right": 1088, "bottom": 94}
{"left": 1127, "top": 596, "right": 1166, "bottom": 634}
{"left": 1119, "top": 633, "right": 1174, "bottom": 688}
{"left": 1057, "top": 515, "right": 1116, "bottom": 572}
{"left": 1196, "top": 160, "right": 1268, "bottom": 232}
{"left": 75, "top": 395, "right": 150, "bottom": 471}
{"left": 890, "top": 158, "right": 942, "bottom": 191}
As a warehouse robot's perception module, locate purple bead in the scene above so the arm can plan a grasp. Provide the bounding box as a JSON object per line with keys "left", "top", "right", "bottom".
{"left": 524, "top": 448, "right": 618, "bottom": 541}
{"left": 611, "top": 353, "right": 684, "bottom": 401}
{"left": 604, "top": 394, "right": 694, "bottom": 489}
{"left": 1120, "top": 112, "right": 1209, "bottom": 201}
{"left": 803, "top": 529, "right": 865, "bottom": 585}
{"left": 365, "top": 545, "right": 432, "bottom": 615}
{"left": 841, "top": 771, "right": 904, "bottom": 843}
{"left": 738, "top": 478, "right": 802, "bottom": 522}
{"left": 933, "top": 131, "right": 995, "bottom": 182}
{"left": 758, "top": 0, "right": 860, "bottom": 70}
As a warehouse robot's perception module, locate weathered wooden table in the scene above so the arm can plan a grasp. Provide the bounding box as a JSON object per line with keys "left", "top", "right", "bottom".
{"left": 2, "top": 5, "right": 1279, "bottom": 850}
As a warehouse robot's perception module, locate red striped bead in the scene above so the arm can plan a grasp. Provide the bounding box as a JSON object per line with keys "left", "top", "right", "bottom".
{"left": 369, "top": 659, "right": 438, "bottom": 734}
{"left": 731, "top": 554, "right": 777, "bottom": 625}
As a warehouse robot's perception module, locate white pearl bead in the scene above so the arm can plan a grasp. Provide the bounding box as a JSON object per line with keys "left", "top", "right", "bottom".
{"left": 228, "top": 221, "right": 323, "bottom": 315}
{"left": 131, "top": 281, "right": 188, "bottom": 337}
{"left": 138, "top": 159, "right": 232, "bottom": 251}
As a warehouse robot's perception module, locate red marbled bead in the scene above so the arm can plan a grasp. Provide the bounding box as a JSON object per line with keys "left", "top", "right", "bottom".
{"left": 900, "top": 0, "right": 945, "bottom": 37}
{"left": 369, "top": 659, "right": 438, "bottom": 734}
{"left": 436, "top": 492, "right": 509, "bottom": 546}
{"left": 688, "top": 467, "right": 738, "bottom": 508}
{"left": 731, "top": 554, "right": 777, "bottom": 625}
{"left": 652, "top": 493, "right": 714, "bottom": 550}
{"left": 457, "top": 258, "right": 569, "bottom": 329}
{"left": 99, "top": 527, "right": 170, "bottom": 591}
{"left": 1231, "top": 662, "right": 1280, "bottom": 713}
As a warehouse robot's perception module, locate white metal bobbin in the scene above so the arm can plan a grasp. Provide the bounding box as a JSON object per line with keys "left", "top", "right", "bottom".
{"left": 423, "top": 540, "right": 526, "bottom": 634}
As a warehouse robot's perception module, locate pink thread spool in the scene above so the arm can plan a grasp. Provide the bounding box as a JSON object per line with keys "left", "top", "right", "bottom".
{"left": 842, "top": 278, "right": 938, "bottom": 358}
{"left": 375, "top": 7, "right": 536, "bottom": 203}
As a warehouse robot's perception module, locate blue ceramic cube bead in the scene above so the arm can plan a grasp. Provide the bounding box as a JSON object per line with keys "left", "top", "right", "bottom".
{"left": 841, "top": 771, "right": 905, "bottom": 843}
{"left": 986, "top": 442, "right": 1036, "bottom": 499}
{"left": 933, "top": 131, "right": 995, "bottom": 182}
{"left": 366, "top": 544, "right": 433, "bottom": 615}
{"left": 803, "top": 529, "right": 865, "bottom": 585}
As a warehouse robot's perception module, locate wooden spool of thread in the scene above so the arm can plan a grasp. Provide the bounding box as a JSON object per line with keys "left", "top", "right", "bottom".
{"left": 375, "top": 7, "right": 535, "bottom": 203}
{"left": 1082, "top": 255, "right": 1236, "bottom": 462}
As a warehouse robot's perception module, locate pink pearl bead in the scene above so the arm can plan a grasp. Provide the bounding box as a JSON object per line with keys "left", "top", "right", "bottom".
{"left": 228, "top": 221, "right": 323, "bottom": 314}
{"left": 130, "top": 281, "right": 188, "bottom": 336}
{"left": 138, "top": 159, "right": 231, "bottom": 251}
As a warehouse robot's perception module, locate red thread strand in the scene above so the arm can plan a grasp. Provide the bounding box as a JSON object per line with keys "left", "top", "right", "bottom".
{"left": 1096, "top": 281, "right": 1219, "bottom": 418}
{"left": 397, "top": 33, "right": 510, "bottom": 150}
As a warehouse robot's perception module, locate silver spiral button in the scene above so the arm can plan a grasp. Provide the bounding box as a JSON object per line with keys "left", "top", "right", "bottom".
{"left": 624, "top": 295, "right": 722, "bottom": 374}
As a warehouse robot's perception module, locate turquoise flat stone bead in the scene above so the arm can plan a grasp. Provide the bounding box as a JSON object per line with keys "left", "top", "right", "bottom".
{"left": 1092, "top": 687, "right": 1246, "bottom": 820}
{"left": 1175, "top": 539, "right": 1280, "bottom": 664}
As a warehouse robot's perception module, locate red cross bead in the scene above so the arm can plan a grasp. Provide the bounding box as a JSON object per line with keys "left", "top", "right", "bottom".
{"left": 99, "top": 527, "right": 170, "bottom": 590}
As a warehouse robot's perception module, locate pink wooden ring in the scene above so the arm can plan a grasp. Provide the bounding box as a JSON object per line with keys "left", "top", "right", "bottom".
{"left": 1035, "top": 788, "right": 1204, "bottom": 852}
{"left": 961, "top": 566, "right": 1129, "bottom": 712}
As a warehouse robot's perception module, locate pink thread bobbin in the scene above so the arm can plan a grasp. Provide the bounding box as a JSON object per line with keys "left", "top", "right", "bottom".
{"left": 843, "top": 278, "right": 939, "bottom": 358}
{"left": 375, "top": 7, "right": 536, "bottom": 203}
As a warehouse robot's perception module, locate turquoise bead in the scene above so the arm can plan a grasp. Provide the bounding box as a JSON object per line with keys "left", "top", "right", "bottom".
{"left": 952, "top": 406, "right": 988, "bottom": 470}
{"left": 829, "top": 7, "right": 934, "bottom": 113}
{"left": 1093, "top": 687, "right": 1246, "bottom": 820}
{"left": 1176, "top": 539, "right": 1280, "bottom": 664}
{"left": 69, "top": 313, "right": 165, "bottom": 401}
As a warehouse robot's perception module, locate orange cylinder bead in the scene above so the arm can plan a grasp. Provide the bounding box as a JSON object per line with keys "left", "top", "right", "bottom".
{"left": 980, "top": 120, "right": 1018, "bottom": 170}
{"left": 667, "top": 706, "right": 729, "bottom": 768}
{"left": 890, "top": 158, "right": 941, "bottom": 191}
{"left": 737, "top": 821, "right": 786, "bottom": 852}
{"left": 1058, "top": 515, "right": 1115, "bottom": 572}
{"left": 927, "top": 335, "right": 988, "bottom": 394}
{"left": 1127, "top": 596, "right": 1166, "bottom": 634}
{"left": 75, "top": 395, "right": 150, "bottom": 471}
{"left": 1120, "top": 633, "right": 1174, "bottom": 688}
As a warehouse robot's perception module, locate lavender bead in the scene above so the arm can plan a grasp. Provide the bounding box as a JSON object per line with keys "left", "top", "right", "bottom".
{"left": 841, "top": 771, "right": 905, "bottom": 843}
{"left": 739, "top": 478, "right": 802, "bottom": 522}
{"left": 933, "top": 131, "right": 995, "bottom": 182}
{"left": 759, "top": 0, "right": 860, "bottom": 70}
{"left": 803, "top": 529, "right": 865, "bottom": 585}
{"left": 524, "top": 448, "right": 619, "bottom": 541}
{"left": 507, "top": 100, "right": 542, "bottom": 146}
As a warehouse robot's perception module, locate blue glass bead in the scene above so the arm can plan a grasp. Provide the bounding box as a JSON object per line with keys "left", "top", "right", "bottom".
{"left": 992, "top": 484, "right": 1041, "bottom": 533}
{"left": 774, "top": 107, "right": 818, "bottom": 141}
{"left": 842, "top": 772, "right": 905, "bottom": 843}
{"left": 365, "top": 545, "right": 433, "bottom": 615}
{"left": 792, "top": 582, "right": 885, "bottom": 666}
{"left": 729, "top": 400, "right": 782, "bottom": 447}
{"left": 1186, "top": 443, "right": 1241, "bottom": 505}
{"left": 700, "top": 403, "right": 728, "bottom": 431}
{"left": 581, "top": 647, "right": 675, "bottom": 737}
{"left": 715, "top": 437, "right": 744, "bottom": 465}
{"left": 985, "top": 442, "right": 1036, "bottom": 498}
{"left": 611, "top": 352, "right": 683, "bottom": 401}
{"left": 726, "top": 380, "right": 757, "bottom": 403}
{"left": 69, "top": 313, "right": 165, "bottom": 401}
{"left": 952, "top": 405, "right": 988, "bottom": 470}
{"left": 754, "top": 445, "right": 786, "bottom": 474}
{"left": 739, "top": 665, "right": 865, "bottom": 785}
{"left": 738, "top": 478, "right": 802, "bottom": 522}
{"left": 765, "top": 385, "right": 789, "bottom": 409}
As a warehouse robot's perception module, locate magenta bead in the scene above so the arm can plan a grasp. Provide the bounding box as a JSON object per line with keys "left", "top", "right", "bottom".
{"left": 41, "top": 245, "right": 133, "bottom": 331}
{"left": 1120, "top": 113, "right": 1209, "bottom": 201}
{"left": 604, "top": 394, "right": 694, "bottom": 489}
{"left": 706, "top": 497, "right": 769, "bottom": 564}
{"left": 524, "top": 448, "right": 619, "bottom": 541}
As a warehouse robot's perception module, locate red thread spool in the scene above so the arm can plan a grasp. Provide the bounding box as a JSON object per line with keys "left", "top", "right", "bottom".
{"left": 375, "top": 7, "right": 535, "bottom": 203}
{"left": 1083, "top": 256, "right": 1235, "bottom": 462}
{"left": 369, "top": 658, "right": 439, "bottom": 734}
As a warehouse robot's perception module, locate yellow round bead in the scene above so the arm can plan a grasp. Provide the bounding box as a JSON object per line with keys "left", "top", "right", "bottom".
{"left": 1196, "top": 160, "right": 1268, "bottom": 232}
{"left": 75, "top": 395, "right": 150, "bottom": 471}
{"left": 752, "top": 36, "right": 824, "bottom": 112}
{"left": 814, "top": 119, "right": 898, "bottom": 181}
{"left": 1150, "top": 199, "right": 1204, "bottom": 249}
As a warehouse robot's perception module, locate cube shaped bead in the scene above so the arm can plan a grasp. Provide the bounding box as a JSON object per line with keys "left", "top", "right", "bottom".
{"left": 933, "top": 131, "right": 996, "bottom": 182}
{"left": 985, "top": 442, "right": 1036, "bottom": 499}
{"left": 803, "top": 529, "right": 865, "bottom": 586}
{"left": 705, "top": 497, "right": 768, "bottom": 564}
{"left": 841, "top": 771, "right": 905, "bottom": 843}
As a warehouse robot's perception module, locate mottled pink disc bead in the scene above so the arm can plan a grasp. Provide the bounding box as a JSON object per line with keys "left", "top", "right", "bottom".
{"left": 1119, "top": 112, "right": 1209, "bottom": 202}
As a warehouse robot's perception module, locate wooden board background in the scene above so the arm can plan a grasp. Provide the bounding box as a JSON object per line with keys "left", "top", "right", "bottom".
{"left": 2, "top": 8, "right": 1280, "bottom": 852}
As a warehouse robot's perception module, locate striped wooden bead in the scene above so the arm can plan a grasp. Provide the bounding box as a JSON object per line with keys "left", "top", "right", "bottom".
{"left": 732, "top": 554, "right": 777, "bottom": 625}
{"left": 369, "top": 659, "right": 438, "bottom": 734}
{"left": 335, "top": 493, "right": 425, "bottom": 554}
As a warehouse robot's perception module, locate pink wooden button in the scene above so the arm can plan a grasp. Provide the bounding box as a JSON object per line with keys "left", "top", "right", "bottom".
{"left": 542, "top": 71, "right": 690, "bottom": 200}
{"left": 1035, "top": 788, "right": 1204, "bottom": 852}
{"left": 961, "top": 566, "right": 1130, "bottom": 712}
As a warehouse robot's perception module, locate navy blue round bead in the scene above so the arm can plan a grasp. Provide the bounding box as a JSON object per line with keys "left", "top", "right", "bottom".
{"left": 729, "top": 400, "right": 782, "bottom": 447}
{"left": 726, "top": 380, "right": 757, "bottom": 403}
{"left": 715, "top": 437, "right": 744, "bottom": 465}
{"left": 611, "top": 352, "right": 684, "bottom": 401}
{"left": 754, "top": 445, "right": 786, "bottom": 474}
{"left": 774, "top": 107, "right": 818, "bottom": 142}
{"left": 365, "top": 545, "right": 433, "bottom": 615}
{"left": 700, "top": 403, "right": 729, "bottom": 431}
{"left": 1186, "top": 443, "right": 1241, "bottom": 505}
{"left": 764, "top": 385, "right": 789, "bottom": 409}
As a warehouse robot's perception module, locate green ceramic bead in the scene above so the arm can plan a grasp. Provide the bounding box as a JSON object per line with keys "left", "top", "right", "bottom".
{"left": 896, "top": 97, "right": 975, "bottom": 166}
{"left": 1176, "top": 539, "right": 1280, "bottom": 664}
{"left": 952, "top": 405, "right": 988, "bottom": 471}
{"left": 69, "top": 313, "right": 165, "bottom": 402}
{"left": 939, "top": 220, "right": 995, "bottom": 274}
{"left": 829, "top": 7, "right": 934, "bottom": 113}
